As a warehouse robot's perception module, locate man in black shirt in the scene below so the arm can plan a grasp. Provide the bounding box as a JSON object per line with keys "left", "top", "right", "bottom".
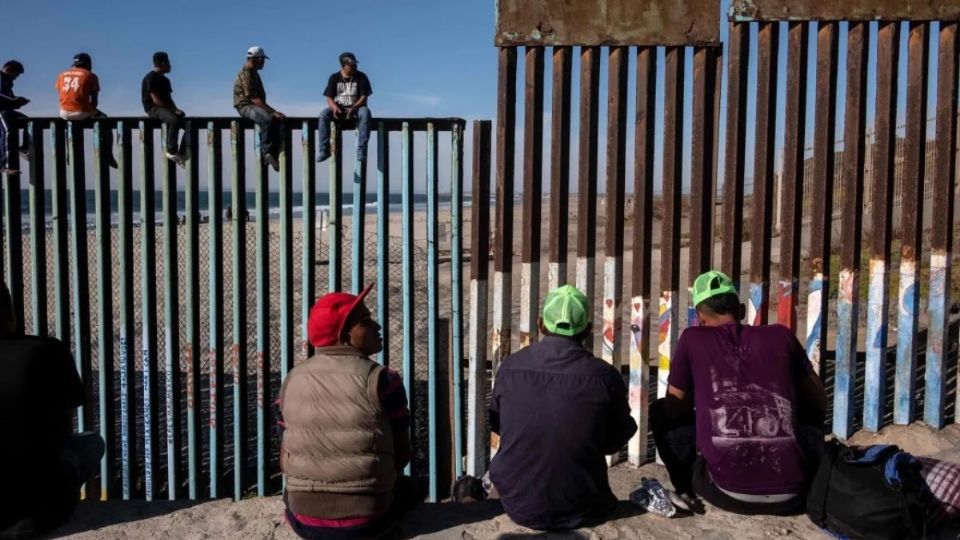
{"left": 317, "top": 52, "right": 372, "bottom": 163}
{"left": 453, "top": 285, "right": 637, "bottom": 530}
{"left": 0, "top": 60, "right": 31, "bottom": 176}
{"left": 0, "top": 281, "right": 104, "bottom": 539}
{"left": 142, "top": 51, "right": 186, "bottom": 166}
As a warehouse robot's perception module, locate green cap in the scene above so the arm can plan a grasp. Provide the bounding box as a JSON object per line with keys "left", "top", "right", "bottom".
{"left": 692, "top": 270, "right": 738, "bottom": 306}
{"left": 542, "top": 285, "right": 589, "bottom": 337}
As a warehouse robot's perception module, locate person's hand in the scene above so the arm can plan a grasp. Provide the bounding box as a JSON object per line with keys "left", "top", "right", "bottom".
{"left": 273, "top": 111, "right": 286, "bottom": 120}
{"left": 331, "top": 104, "right": 342, "bottom": 117}
{"left": 347, "top": 107, "right": 357, "bottom": 119}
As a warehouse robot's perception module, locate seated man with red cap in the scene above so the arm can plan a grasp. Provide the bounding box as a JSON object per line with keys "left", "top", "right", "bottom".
{"left": 279, "top": 284, "right": 420, "bottom": 539}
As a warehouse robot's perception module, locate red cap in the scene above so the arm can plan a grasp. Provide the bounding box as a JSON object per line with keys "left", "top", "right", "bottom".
{"left": 307, "top": 283, "right": 374, "bottom": 347}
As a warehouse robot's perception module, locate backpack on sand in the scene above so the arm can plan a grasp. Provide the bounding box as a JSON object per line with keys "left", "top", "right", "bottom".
{"left": 806, "top": 441, "right": 937, "bottom": 540}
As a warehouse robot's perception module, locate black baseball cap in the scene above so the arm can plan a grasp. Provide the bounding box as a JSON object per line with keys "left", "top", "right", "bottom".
{"left": 73, "top": 53, "right": 91, "bottom": 67}
{"left": 339, "top": 52, "right": 358, "bottom": 66}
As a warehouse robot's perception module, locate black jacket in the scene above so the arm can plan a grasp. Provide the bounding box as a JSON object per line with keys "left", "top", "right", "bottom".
{"left": 489, "top": 336, "right": 637, "bottom": 530}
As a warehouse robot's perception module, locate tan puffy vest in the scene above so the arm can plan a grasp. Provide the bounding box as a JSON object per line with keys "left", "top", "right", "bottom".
{"left": 280, "top": 346, "right": 396, "bottom": 518}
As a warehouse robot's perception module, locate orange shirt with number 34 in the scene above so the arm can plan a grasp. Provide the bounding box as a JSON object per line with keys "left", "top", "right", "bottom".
{"left": 56, "top": 68, "right": 99, "bottom": 113}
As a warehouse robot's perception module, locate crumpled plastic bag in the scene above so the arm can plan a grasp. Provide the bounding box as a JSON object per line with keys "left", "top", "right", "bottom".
{"left": 629, "top": 478, "right": 693, "bottom": 518}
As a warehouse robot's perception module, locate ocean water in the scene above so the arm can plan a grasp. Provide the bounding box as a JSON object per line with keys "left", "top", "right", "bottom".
{"left": 12, "top": 189, "right": 483, "bottom": 225}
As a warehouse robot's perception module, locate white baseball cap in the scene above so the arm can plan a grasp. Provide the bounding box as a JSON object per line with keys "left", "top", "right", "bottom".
{"left": 246, "top": 46, "right": 269, "bottom": 59}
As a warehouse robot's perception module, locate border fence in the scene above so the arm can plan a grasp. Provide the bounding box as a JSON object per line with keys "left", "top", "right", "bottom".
{"left": 3, "top": 0, "right": 960, "bottom": 508}
{"left": 0, "top": 116, "right": 471, "bottom": 503}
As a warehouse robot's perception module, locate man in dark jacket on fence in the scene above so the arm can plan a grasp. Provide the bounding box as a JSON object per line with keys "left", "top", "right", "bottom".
{"left": 0, "top": 60, "right": 30, "bottom": 175}
{"left": 454, "top": 285, "right": 638, "bottom": 530}
{"left": 0, "top": 281, "right": 104, "bottom": 539}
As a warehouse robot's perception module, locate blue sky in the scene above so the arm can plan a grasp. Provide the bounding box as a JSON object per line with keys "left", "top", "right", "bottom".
{"left": 4, "top": 0, "right": 495, "bottom": 119}
{"left": 4, "top": 0, "right": 941, "bottom": 195}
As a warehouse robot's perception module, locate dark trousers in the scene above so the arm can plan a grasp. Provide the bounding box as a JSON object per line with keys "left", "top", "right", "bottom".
{"left": 147, "top": 107, "right": 185, "bottom": 155}
{"left": 0, "top": 432, "right": 105, "bottom": 539}
{"left": 649, "top": 398, "right": 819, "bottom": 516}
{"left": 237, "top": 105, "right": 280, "bottom": 158}
{"left": 284, "top": 476, "right": 424, "bottom": 540}
{"left": 0, "top": 110, "right": 30, "bottom": 169}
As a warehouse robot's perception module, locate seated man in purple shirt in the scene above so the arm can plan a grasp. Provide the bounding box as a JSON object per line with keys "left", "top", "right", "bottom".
{"left": 650, "top": 270, "right": 827, "bottom": 515}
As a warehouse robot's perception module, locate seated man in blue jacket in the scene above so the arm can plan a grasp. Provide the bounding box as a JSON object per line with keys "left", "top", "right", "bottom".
{"left": 455, "top": 285, "right": 637, "bottom": 530}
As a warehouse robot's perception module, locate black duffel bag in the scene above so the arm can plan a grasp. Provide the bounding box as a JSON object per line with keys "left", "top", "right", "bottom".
{"left": 806, "top": 441, "right": 936, "bottom": 539}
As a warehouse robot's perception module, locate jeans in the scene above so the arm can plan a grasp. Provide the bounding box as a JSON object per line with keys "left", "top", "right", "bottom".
{"left": 238, "top": 105, "right": 280, "bottom": 158}
{"left": 147, "top": 107, "right": 186, "bottom": 155}
{"left": 0, "top": 110, "right": 30, "bottom": 169}
{"left": 649, "top": 398, "right": 822, "bottom": 516}
{"left": 0, "top": 432, "right": 105, "bottom": 539}
{"left": 60, "top": 110, "right": 116, "bottom": 163}
{"left": 318, "top": 106, "right": 371, "bottom": 161}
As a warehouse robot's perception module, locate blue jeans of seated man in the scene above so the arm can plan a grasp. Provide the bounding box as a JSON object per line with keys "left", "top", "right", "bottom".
{"left": 318, "top": 106, "right": 370, "bottom": 162}
{"left": 237, "top": 105, "right": 280, "bottom": 158}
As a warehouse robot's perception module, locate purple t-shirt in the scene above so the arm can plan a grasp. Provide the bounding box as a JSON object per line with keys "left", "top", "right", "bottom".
{"left": 668, "top": 322, "right": 814, "bottom": 495}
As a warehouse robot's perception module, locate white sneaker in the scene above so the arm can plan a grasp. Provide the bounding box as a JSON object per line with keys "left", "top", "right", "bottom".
{"left": 165, "top": 151, "right": 186, "bottom": 168}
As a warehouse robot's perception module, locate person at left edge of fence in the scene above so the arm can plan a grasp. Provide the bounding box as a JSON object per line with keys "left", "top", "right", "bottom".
{"left": 0, "top": 60, "right": 31, "bottom": 176}
{"left": 317, "top": 52, "right": 372, "bottom": 164}
{"left": 143, "top": 51, "right": 187, "bottom": 167}
{"left": 0, "top": 281, "right": 105, "bottom": 540}
{"left": 56, "top": 53, "right": 118, "bottom": 169}
{"left": 278, "top": 284, "right": 425, "bottom": 540}
{"left": 234, "top": 46, "right": 284, "bottom": 173}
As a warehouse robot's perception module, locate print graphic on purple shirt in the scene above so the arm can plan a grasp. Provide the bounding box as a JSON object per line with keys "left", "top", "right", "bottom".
{"left": 668, "top": 322, "right": 814, "bottom": 496}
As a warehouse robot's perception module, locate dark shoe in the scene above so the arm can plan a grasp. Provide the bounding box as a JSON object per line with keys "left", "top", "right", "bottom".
{"left": 451, "top": 475, "right": 487, "bottom": 503}
{"left": 108, "top": 156, "right": 119, "bottom": 169}
{"left": 18, "top": 146, "right": 30, "bottom": 161}
{"left": 316, "top": 147, "right": 330, "bottom": 163}
{"left": 264, "top": 153, "right": 280, "bottom": 172}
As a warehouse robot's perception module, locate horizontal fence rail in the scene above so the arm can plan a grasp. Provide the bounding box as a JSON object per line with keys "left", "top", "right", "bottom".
{"left": 0, "top": 115, "right": 476, "bottom": 503}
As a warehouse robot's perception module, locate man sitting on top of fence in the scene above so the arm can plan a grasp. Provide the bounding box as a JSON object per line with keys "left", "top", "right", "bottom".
{"left": 453, "top": 285, "right": 638, "bottom": 530}
{"left": 142, "top": 51, "right": 187, "bottom": 167}
{"left": 649, "top": 270, "right": 827, "bottom": 516}
{"left": 233, "top": 46, "right": 285, "bottom": 172}
{"left": 0, "top": 60, "right": 31, "bottom": 176}
{"left": 0, "top": 281, "right": 105, "bottom": 539}
{"left": 278, "top": 284, "right": 423, "bottom": 539}
{"left": 56, "top": 53, "right": 117, "bottom": 168}
{"left": 316, "top": 52, "right": 372, "bottom": 164}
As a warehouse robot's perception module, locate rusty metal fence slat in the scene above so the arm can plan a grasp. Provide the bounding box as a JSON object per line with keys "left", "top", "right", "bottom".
{"left": 629, "top": 46, "right": 657, "bottom": 467}
{"left": 806, "top": 22, "right": 839, "bottom": 375}
{"left": 864, "top": 22, "right": 901, "bottom": 433}
{"left": 778, "top": 22, "right": 809, "bottom": 332}
{"left": 548, "top": 47, "right": 572, "bottom": 290}
{"left": 520, "top": 46, "right": 544, "bottom": 349}
{"left": 834, "top": 21, "right": 870, "bottom": 441}
{"left": 466, "top": 120, "right": 492, "bottom": 477}
{"left": 924, "top": 21, "right": 959, "bottom": 430}
{"left": 657, "top": 46, "right": 685, "bottom": 402}
{"left": 895, "top": 22, "right": 931, "bottom": 426}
